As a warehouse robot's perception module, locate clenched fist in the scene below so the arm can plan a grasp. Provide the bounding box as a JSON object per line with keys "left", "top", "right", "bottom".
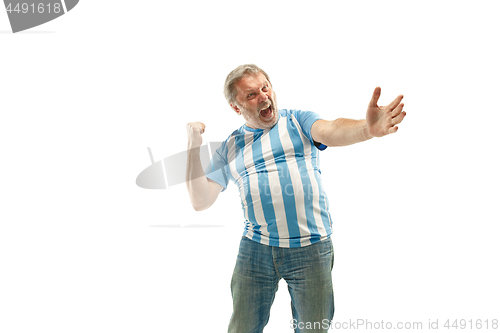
{"left": 186, "top": 122, "right": 206, "bottom": 149}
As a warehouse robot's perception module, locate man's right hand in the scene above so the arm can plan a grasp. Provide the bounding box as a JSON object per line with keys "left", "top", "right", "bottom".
{"left": 186, "top": 122, "right": 206, "bottom": 149}
{"left": 185, "top": 121, "right": 223, "bottom": 211}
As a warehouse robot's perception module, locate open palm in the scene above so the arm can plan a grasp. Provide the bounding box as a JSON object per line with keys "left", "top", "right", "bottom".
{"left": 366, "top": 87, "right": 406, "bottom": 137}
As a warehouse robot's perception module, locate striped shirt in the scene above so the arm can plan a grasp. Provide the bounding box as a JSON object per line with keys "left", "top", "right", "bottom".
{"left": 206, "top": 109, "right": 332, "bottom": 248}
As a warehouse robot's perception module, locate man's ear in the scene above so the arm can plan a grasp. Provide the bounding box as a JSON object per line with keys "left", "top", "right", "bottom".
{"left": 230, "top": 104, "right": 241, "bottom": 115}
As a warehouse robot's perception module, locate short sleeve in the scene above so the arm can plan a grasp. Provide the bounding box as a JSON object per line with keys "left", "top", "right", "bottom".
{"left": 287, "top": 109, "right": 327, "bottom": 150}
{"left": 205, "top": 141, "right": 230, "bottom": 192}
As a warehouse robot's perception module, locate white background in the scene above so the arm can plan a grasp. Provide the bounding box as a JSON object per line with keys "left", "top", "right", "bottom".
{"left": 1, "top": 1, "right": 499, "bottom": 332}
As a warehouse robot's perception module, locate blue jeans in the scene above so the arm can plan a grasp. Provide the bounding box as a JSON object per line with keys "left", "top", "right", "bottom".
{"left": 228, "top": 236, "right": 334, "bottom": 333}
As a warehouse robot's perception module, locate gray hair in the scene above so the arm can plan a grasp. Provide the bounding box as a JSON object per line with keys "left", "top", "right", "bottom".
{"left": 223, "top": 64, "right": 272, "bottom": 106}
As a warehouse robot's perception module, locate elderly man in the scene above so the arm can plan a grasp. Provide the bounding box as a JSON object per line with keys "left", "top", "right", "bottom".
{"left": 186, "top": 64, "right": 406, "bottom": 333}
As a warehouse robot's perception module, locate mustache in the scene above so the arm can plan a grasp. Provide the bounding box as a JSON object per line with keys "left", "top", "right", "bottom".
{"left": 259, "top": 100, "right": 273, "bottom": 110}
{"left": 258, "top": 92, "right": 277, "bottom": 111}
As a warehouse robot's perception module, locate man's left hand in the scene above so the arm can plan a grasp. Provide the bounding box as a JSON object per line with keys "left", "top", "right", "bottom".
{"left": 366, "top": 87, "right": 406, "bottom": 138}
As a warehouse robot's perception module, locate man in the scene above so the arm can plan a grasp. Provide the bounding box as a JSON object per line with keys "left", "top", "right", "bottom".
{"left": 185, "top": 64, "right": 406, "bottom": 333}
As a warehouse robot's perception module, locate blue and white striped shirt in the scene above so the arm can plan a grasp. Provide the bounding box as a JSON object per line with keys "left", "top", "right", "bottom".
{"left": 206, "top": 109, "right": 332, "bottom": 248}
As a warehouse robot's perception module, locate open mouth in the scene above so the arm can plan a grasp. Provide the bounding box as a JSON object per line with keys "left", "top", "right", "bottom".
{"left": 260, "top": 105, "right": 273, "bottom": 118}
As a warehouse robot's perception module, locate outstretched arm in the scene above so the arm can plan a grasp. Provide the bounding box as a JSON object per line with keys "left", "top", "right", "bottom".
{"left": 311, "top": 87, "right": 406, "bottom": 147}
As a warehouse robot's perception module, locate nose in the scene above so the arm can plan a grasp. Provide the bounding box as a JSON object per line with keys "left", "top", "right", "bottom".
{"left": 258, "top": 90, "right": 268, "bottom": 104}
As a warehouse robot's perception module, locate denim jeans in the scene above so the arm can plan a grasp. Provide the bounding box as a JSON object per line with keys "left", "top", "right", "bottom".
{"left": 228, "top": 236, "right": 334, "bottom": 333}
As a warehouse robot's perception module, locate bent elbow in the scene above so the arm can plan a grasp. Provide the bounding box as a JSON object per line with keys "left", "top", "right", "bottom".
{"left": 192, "top": 205, "right": 207, "bottom": 212}
{"left": 191, "top": 201, "right": 210, "bottom": 211}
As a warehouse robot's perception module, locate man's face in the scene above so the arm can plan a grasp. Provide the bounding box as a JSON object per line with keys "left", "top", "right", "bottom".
{"left": 231, "top": 72, "right": 279, "bottom": 130}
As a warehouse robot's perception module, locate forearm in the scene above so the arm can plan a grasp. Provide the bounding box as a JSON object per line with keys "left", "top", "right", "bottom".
{"left": 185, "top": 147, "right": 212, "bottom": 211}
{"left": 321, "top": 118, "right": 373, "bottom": 147}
